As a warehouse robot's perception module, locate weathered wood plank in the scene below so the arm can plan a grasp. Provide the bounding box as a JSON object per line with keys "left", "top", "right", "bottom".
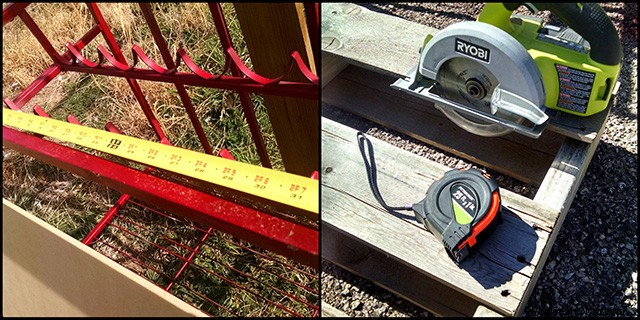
{"left": 235, "top": 3, "right": 318, "bottom": 176}
{"left": 321, "top": 3, "right": 436, "bottom": 78}
{"left": 2, "top": 199, "right": 207, "bottom": 317}
{"left": 322, "top": 65, "right": 562, "bottom": 186}
{"left": 474, "top": 305, "right": 504, "bottom": 317}
{"left": 321, "top": 51, "right": 349, "bottom": 88}
{"left": 516, "top": 101, "right": 611, "bottom": 315}
{"left": 321, "top": 2, "right": 608, "bottom": 143}
{"left": 321, "top": 117, "right": 556, "bottom": 316}
{"left": 321, "top": 300, "right": 350, "bottom": 317}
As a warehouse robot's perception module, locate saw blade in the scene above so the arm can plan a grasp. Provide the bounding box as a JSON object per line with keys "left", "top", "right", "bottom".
{"left": 435, "top": 57, "right": 524, "bottom": 137}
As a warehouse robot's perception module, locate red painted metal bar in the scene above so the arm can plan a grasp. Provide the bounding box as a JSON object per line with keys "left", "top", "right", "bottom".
{"left": 83, "top": 194, "right": 131, "bottom": 245}
{"left": 2, "top": 2, "right": 30, "bottom": 26}
{"left": 165, "top": 226, "right": 213, "bottom": 291}
{"left": 17, "top": 10, "right": 69, "bottom": 64}
{"left": 85, "top": 3, "right": 169, "bottom": 145}
{"left": 207, "top": 2, "right": 272, "bottom": 168}
{"left": 58, "top": 64, "right": 317, "bottom": 99}
{"left": 2, "top": 126, "right": 319, "bottom": 268}
{"left": 6, "top": 24, "right": 101, "bottom": 110}
{"left": 5, "top": 66, "right": 60, "bottom": 111}
{"left": 32, "top": 105, "right": 49, "bottom": 117}
{"left": 138, "top": 3, "right": 214, "bottom": 155}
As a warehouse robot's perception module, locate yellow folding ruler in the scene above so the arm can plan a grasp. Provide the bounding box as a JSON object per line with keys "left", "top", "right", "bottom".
{"left": 3, "top": 109, "right": 318, "bottom": 215}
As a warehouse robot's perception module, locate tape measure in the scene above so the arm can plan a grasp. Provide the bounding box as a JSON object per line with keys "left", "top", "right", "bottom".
{"left": 3, "top": 108, "right": 318, "bottom": 215}
{"left": 357, "top": 132, "right": 502, "bottom": 263}
{"left": 412, "top": 168, "right": 503, "bottom": 263}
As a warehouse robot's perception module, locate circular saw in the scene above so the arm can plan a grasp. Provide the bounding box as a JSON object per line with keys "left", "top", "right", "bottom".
{"left": 392, "top": 3, "right": 622, "bottom": 138}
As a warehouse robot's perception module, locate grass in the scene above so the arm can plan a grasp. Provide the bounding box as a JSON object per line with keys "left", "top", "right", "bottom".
{"left": 2, "top": 2, "right": 315, "bottom": 317}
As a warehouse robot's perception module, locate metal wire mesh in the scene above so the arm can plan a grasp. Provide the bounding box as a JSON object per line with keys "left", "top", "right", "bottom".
{"left": 87, "top": 198, "right": 319, "bottom": 317}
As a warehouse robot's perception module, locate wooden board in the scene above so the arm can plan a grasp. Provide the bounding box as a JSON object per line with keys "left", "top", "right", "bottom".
{"left": 2, "top": 198, "right": 208, "bottom": 317}
{"left": 320, "top": 4, "right": 611, "bottom": 316}
{"left": 321, "top": 300, "right": 350, "bottom": 317}
{"left": 322, "top": 65, "right": 565, "bottom": 186}
{"left": 320, "top": 117, "right": 557, "bottom": 316}
{"left": 321, "top": 3, "right": 436, "bottom": 78}
{"left": 321, "top": 2, "right": 609, "bottom": 144}
{"left": 235, "top": 3, "right": 319, "bottom": 176}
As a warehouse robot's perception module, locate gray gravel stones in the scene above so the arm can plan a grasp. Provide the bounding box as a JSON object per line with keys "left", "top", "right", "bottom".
{"left": 322, "top": 2, "right": 637, "bottom": 317}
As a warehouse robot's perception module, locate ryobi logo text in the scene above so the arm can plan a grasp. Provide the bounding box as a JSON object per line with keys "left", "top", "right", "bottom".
{"left": 455, "top": 38, "right": 490, "bottom": 63}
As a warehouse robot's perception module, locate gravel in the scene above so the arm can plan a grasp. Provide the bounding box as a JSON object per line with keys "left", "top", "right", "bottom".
{"left": 321, "top": 2, "right": 637, "bottom": 317}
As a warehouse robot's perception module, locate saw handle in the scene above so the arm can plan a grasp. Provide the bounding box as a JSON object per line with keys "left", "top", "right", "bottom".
{"left": 503, "top": 3, "right": 622, "bottom": 66}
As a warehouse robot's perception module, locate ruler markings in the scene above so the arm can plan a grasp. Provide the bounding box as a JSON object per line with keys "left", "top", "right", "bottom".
{"left": 3, "top": 109, "right": 318, "bottom": 214}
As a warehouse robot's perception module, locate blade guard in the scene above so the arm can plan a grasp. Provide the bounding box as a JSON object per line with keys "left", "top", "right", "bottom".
{"left": 392, "top": 21, "right": 550, "bottom": 138}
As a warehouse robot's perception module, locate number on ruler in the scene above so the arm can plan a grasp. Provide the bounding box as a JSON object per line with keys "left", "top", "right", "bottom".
{"left": 90, "top": 135, "right": 101, "bottom": 145}
{"left": 254, "top": 175, "right": 270, "bottom": 189}
{"left": 194, "top": 160, "right": 207, "bottom": 173}
{"left": 169, "top": 154, "right": 182, "bottom": 165}
{"left": 126, "top": 143, "right": 136, "bottom": 154}
{"left": 222, "top": 167, "right": 236, "bottom": 180}
{"left": 107, "top": 138, "right": 122, "bottom": 149}
{"left": 147, "top": 148, "right": 158, "bottom": 159}
{"left": 289, "top": 184, "right": 307, "bottom": 200}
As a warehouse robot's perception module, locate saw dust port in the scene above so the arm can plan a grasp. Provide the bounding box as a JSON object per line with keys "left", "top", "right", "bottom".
{"left": 320, "top": 2, "right": 637, "bottom": 317}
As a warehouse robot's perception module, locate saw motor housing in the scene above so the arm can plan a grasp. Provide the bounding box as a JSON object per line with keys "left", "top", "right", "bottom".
{"left": 478, "top": 3, "right": 622, "bottom": 117}
{"left": 392, "top": 3, "right": 622, "bottom": 138}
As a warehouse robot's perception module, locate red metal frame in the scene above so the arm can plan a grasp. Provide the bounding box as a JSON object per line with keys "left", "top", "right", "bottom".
{"left": 3, "top": 2, "right": 319, "bottom": 316}
{"left": 3, "top": 125, "right": 319, "bottom": 268}
{"left": 88, "top": 197, "right": 319, "bottom": 317}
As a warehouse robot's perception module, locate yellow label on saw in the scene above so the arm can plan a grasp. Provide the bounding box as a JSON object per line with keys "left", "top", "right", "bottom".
{"left": 3, "top": 109, "right": 318, "bottom": 215}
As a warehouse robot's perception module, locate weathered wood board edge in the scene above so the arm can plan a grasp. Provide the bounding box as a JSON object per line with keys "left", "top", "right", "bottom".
{"left": 3, "top": 198, "right": 208, "bottom": 317}
{"left": 321, "top": 65, "right": 560, "bottom": 186}
{"left": 320, "top": 117, "right": 558, "bottom": 316}
{"left": 516, "top": 103, "right": 611, "bottom": 315}
{"left": 320, "top": 299, "right": 351, "bottom": 317}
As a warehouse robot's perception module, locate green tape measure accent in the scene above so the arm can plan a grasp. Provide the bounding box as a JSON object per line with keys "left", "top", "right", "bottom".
{"left": 3, "top": 109, "right": 318, "bottom": 215}
{"left": 452, "top": 200, "right": 473, "bottom": 225}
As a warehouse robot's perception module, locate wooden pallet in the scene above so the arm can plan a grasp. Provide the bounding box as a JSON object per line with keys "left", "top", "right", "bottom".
{"left": 320, "top": 3, "right": 612, "bottom": 317}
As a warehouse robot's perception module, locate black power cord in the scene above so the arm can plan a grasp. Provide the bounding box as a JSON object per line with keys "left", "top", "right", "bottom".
{"left": 357, "top": 132, "right": 413, "bottom": 212}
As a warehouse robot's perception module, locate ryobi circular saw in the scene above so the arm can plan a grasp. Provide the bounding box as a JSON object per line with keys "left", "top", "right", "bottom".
{"left": 391, "top": 3, "right": 622, "bottom": 138}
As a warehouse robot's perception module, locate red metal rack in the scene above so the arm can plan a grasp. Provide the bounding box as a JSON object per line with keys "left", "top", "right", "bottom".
{"left": 2, "top": 2, "right": 319, "bottom": 317}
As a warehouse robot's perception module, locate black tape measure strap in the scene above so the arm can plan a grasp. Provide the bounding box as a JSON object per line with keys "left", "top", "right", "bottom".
{"left": 357, "top": 132, "right": 413, "bottom": 212}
